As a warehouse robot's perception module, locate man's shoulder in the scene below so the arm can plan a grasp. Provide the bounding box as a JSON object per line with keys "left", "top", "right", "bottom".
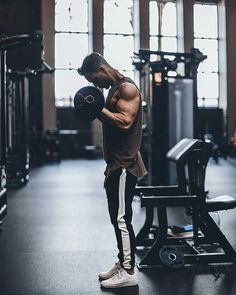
{"left": 118, "top": 81, "right": 139, "bottom": 100}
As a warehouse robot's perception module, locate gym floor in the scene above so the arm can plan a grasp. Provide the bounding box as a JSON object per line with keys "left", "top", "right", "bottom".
{"left": 0, "top": 158, "right": 236, "bottom": 295}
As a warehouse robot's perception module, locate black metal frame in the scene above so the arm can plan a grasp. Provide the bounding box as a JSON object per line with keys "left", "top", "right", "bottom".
{"left": 135, "top": 138, "right": 236, "bottom": 269}
{"left": 6, "top": 72, "right": 30, "bottom": 186}
{"left": 135, "top": 139, "right": 200, "bottom": 247}
{"left": 0, "top": 51, "right": 7, "bottom": 218}
{"left": 0, "top": 32, "right": 43, "bottom": 218}
{"left": 134, "top": 48, "right": 207, "bottom": 185}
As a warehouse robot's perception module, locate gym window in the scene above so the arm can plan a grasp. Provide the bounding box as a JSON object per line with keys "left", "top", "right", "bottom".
{"left": 103, "top": 0, "right": 137, "bottom": 82}
{"left": 55, "top": 0, "right": 90, "bottom": 107}
{"left": 54, "top": 0, "right": 220, "bottom": 108}
{"left": 149, "top": 1, "right": 177, "bottom": 52}
{"left": 194, "top": 3, "right": 219, "bottom": 107}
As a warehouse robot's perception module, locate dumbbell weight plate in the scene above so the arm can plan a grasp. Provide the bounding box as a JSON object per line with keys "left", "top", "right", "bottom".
{"left": 74, "top": 86, "right": 105, "bottom": 121}
{"left": 159, "top": 246, "right": 185, "bottom": 270}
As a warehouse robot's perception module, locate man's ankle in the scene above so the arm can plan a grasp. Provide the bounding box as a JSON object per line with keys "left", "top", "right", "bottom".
{"left": 124, "top": 269, "right": 134, "bottom": 275}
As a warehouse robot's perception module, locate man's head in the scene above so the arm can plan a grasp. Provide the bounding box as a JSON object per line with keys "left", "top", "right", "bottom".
{"left": 78, "top": 52, "right": 113, "bottom": 89}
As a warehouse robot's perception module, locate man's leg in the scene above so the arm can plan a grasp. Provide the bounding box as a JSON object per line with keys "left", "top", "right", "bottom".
{"left": 101, "top": 168, "right": 138, "bottom": 288}
{"left": 105, "top": 168, "right": 137, "bottom": 271}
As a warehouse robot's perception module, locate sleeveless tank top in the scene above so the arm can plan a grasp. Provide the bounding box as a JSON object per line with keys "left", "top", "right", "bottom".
{"left": 103, "top": 76, "right": 148, "bottom": 178}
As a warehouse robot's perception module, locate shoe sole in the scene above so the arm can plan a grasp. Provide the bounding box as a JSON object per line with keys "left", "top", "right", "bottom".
{"left": 101, "top": 281, "right": 138, "bottom": 288}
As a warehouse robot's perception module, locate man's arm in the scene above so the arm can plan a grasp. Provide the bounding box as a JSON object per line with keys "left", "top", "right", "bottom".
{"left": 98, "top": 82, "right": 140, "bottom": 130}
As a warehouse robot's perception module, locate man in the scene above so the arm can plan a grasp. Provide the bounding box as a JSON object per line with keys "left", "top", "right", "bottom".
{"left": 78, "top": 52, "right": 147, "bottom": 289}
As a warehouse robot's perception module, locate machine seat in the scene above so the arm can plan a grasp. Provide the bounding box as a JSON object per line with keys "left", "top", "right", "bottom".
{"left": 141, "top": 194, "right": 236, "bottom": 211}
{"left": 206, "top": 195, "right": 236, "bottom": 211}
{"left": 141, "top": 195, "right": 198, "bottom": 207}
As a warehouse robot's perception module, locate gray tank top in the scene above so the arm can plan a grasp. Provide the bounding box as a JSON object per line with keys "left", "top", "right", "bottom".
{"left": 103, "top": 76, "right": 147, "bottom": 178}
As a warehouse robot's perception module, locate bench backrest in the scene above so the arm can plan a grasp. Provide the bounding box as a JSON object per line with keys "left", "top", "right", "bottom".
{"left": 167, "top": 138, "right": 202, "bottom": 163}
{"left": 166, "top": 138, "right": 207, "bottom": 197}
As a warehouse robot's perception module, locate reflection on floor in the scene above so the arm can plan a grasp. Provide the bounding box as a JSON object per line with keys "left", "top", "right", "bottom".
{"left": 0, "top": 157, "right": 236, "bottom": 295}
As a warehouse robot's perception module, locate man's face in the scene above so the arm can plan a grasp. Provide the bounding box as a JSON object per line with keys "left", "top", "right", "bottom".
{"left": 85, "top": 68, "right": 110, "bottom": 89}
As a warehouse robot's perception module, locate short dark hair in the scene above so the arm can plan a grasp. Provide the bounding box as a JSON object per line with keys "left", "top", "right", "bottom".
{"left": 78, "top": 52, "right": 110, "bottom": 76}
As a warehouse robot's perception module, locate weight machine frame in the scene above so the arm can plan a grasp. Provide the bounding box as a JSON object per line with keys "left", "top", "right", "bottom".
{"left": 135, "top": 138, "right": 236, "bottom": 269}
{"left": 0, "top": 32, "right": 43, "bottom": 217}
{"left": 133, "top": 48, "right": 206, "bottom": 185}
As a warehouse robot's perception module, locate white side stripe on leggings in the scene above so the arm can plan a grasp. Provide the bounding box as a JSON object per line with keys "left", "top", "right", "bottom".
{"left": 117, "top": 169, "right": 131, "bottom": 269}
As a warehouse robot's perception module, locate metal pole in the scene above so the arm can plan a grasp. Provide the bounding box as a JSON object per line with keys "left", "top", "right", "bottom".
{"left": 0, "top": 51, "right": 6, "bottom": 165}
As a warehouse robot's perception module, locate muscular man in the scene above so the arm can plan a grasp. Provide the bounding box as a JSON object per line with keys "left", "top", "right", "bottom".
{"left": 78, "top": 52, "right": 147, "bottom": 289}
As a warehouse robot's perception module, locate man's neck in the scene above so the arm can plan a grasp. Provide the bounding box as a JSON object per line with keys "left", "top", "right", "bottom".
{"left": 110, "top": 69, "right": 124, "bottom": 86}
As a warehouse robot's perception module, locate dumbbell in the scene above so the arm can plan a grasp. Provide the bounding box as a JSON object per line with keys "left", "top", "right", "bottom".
{"left": 73, "top": 86, "right": 105, "bottom": 121}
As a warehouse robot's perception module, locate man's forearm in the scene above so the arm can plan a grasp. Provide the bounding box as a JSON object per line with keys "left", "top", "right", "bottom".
{"left": 99, "top": 107, "right": 131, "bottom": 130}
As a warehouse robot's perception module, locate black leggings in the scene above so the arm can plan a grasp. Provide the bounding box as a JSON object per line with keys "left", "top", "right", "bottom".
{"left": 105, "top": 168, "right": 137, "bottom": 270}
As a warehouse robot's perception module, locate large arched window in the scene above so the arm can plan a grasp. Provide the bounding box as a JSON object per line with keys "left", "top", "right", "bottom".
{"left": 55, "top": 0, "right": 90, "bottom": 106}
{"left": 194, "top": 3, "right": 219, "bottom": 107}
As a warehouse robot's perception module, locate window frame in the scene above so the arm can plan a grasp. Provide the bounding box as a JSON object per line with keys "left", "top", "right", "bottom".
{"left": 194, "top": 2, "right": 219, "bottom": 107}
{"left": 149, "top": 1, "right": 177, "bottom": 52}
{"left": 54, "top": 0, "right": 90, "bottom": 107}
{"left": 103, "top": 0, "right": 137, "bottom": 80}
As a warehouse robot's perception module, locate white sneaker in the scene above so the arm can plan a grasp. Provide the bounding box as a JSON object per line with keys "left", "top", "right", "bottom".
{"left": 100, "top": 268, "right": 138, "bottom": 289}
{"left": 98, "top": 262, "right": 121, "bottom": 280}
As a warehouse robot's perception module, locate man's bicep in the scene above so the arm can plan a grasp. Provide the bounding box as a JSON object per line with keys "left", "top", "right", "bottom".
{"left": 116, "top": 95, "right": 140, "bottom": 120}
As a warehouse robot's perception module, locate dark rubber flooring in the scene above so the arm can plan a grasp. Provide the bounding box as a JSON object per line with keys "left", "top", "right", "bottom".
{"left": 0, "top": 158, "right": 236, "bottom": 295}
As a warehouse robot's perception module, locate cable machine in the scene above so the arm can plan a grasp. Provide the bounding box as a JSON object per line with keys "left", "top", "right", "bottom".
{"left": 133, "top": 48, "right": 206, "bottom": 185}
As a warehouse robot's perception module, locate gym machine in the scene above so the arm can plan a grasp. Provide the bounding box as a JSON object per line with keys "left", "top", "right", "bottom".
{"left": 135, "top": 138, "right": 236, "bottom": 270}
{"left": 133, "top": 48, "right": 206, "bottom": 185}
{"left": 6, "top": 69, "right": 30, "bottom": 186}
{"left": 6, "top": 60, "right": 53, "bottom": 186}
{"left": 0, "top": 31, "right": 43, "bottom": 218}
{"left": 135, "top": 137, "right": 210, "bottom": 248}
